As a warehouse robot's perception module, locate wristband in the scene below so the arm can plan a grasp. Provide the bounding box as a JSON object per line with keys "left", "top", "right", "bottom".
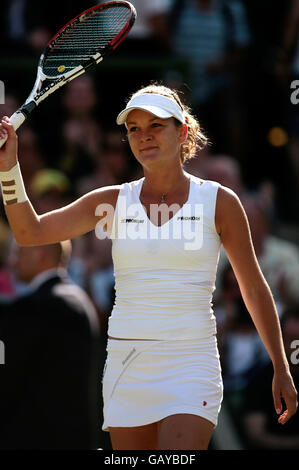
{"left": 0, "top": 162, "right": 28, "bottom": 205}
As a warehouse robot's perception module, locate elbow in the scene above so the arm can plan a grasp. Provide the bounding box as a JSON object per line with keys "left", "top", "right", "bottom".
{"left": 242, "top": 281, "right": 272, "bottom": 301}
{"left": 15, "top": 239, "right": 35, "bottom": 247}
{"left": 241, "top": 282, "right": 276, "bottom": 313}
{"left": 14, "top": 229, "right": 40, "bottom": 247}
{"left": 14, "top": 236, "right": 35, "bottom": 247}
{"left": 239, "top": 272, "right": 271, "bottom": 300}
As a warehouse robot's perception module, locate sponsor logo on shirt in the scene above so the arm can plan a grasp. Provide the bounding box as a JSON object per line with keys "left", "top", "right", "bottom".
{"left": 177, "top": 216, "right": 201, "bottom": 221}
{"left": 94, "top": 197, "right": 205, "bottom": 250}
{"left": 121, "top": 218, "right": 144, "bottom": 223}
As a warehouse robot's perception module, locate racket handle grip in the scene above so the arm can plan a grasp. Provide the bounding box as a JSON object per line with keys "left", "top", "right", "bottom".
{"left": 9, "top": 111, "right": 26, "bottom": 131}
{"left": 0, "top": 135, "right": 8, "bottom": 149}
{"left": 0, "top": 111, "right": 26, "bottom": 149}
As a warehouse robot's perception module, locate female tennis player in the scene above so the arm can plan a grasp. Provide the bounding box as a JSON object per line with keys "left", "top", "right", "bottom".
{"left": 0, "top": 84, "right": 297, "bottom": 450}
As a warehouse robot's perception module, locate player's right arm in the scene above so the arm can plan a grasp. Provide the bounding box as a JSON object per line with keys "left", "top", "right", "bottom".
{"left": 0, "top": 117, "right": 119, "bottom": 246}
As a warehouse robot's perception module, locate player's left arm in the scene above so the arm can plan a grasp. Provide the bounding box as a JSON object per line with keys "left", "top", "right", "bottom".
{"left": 216, "top": 186, "right": 298, "bottom": 424}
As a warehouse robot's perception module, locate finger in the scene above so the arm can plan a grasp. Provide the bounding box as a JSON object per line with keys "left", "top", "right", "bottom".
{"left": 278, "top": 412, "right": 287, "bottom": 424}
{"left": 278, "top": 396, "right": 298, "bottom": 425}
{"left": 274, "top": 400, "right": 282, "bottom": 416}
{"left": 1, "top": 116, "right": 11, "bottom": 128}
{"left": 278, "top": 409, "right": 291, "bottom": 425}
{"left": 1, "top": 118, "right": 17, "bottom": 140}
{"left": 272, "top": 387, "right": 282, "bottom": 416}
{"left": 0, "top": 118, "right": 18, "bottom": 154}
{"left": 0, "top": 125, "right": 8, "bottom": 140}
{"left": 0, "top": 120, "right": 8, "bottom": 147}
{"left": 1, "top": 117, "right": 13, "bottom": 130}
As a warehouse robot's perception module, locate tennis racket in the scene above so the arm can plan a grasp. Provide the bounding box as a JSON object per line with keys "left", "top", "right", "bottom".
{"left": 0, "top": 1, "right": 136, "bottom": 148}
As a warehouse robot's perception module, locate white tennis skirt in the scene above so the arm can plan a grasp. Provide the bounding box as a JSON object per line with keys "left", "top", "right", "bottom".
{"left": 102, "top": 335, "right": 223, "bottom": 431}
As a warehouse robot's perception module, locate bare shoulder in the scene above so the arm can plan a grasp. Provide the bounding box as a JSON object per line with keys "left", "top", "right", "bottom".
{"left": 88, "top": 184, "right": 122, "bottom": 207}
{"left": 81, "top": 184, "right": 122, "bottom": 212}
{"left": 215, "top": 185, "right": 245, "bottom": 236}
{"left": 216, "top": 184, "right": 241, "bottom": 206}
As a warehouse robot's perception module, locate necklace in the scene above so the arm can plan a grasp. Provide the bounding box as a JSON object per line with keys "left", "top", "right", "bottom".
{"left": 140, "top": 184, "right": 167, "bottom": 204}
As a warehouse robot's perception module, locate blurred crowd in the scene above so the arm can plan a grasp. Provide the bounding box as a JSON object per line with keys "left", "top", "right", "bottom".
{"left": 0, "top": 0, "right": 299, "bottom": 450}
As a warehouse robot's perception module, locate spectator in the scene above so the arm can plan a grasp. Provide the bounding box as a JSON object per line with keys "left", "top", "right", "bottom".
{"left": 0, "top": 0, "right": 47, "bottom": 55}
{"left": 86, "top": 232, "right": 115, "bottom": 321}
{"left": 0, "top": 224, "right": 15, "bottom": 300}
{"left": 98, "top": 0, "right": 173, "bottom": 120}
{"left": 280, "top": 0, "right": 299, "bottom": 191}
{"left": 77, "top": 129, "right": 132, "bottom": 195}
{"left": 202, "top": 154, "right": 246, "bottom": 198}
{"left": 30, "top": 168, "right": 73, "bottom": 213}
{"left": 1, "top": 1, "right": 95, "bottom": 55}
{"left": 16, "top": 126, "right": 45, "bottom": 194}
{"left": 243, "top": 197, "right": 299, "bottom": 308}
{"left": 0, "top": 240, "right": 102, "bottom": 449}
{"left": 171, "top": 0, "right": 251, "bottom": 154}
{"left": 220, "top": 286, "right": 269, "bottom": 413}
{"left": 242, "top": 305, "right": 299, "bottom": 449}
{"left": 202, "top": 154, "right": 276, "bottom": 217}
{"left": 216, "top": 196, "right": 299, "bottom": 311}
{"left": 241, "top": 0, "right": 299, "bottom": 222}
{"left": 116, "top": 0, "right": 172, "bottom": 56}
{"left": 214, "top": 264, "right": 244, "bottom": 350}
{"left": 0, "top": 94, "right": 20, "bottom": 120}
{"left": 28, "top": 165, "right": 115, "bottom": 332}
{"left": 57, "top": 76, "right": 103, "bottom": 183}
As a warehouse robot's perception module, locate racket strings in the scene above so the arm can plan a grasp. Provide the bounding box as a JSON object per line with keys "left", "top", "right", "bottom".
{"left": 43, "top": 6, "right": 131, "bottom": 76}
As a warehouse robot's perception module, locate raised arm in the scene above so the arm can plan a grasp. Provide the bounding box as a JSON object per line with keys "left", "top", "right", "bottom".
{"left": 215, "top": 186, "right": 298, "bottom": 424}
{"left": 0, "top": 117, "right": 119, "bottom": 246}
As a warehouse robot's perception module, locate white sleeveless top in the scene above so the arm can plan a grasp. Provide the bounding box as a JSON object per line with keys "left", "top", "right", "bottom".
{"left": 108, "top": 174, "right": 222, "bottom": 340}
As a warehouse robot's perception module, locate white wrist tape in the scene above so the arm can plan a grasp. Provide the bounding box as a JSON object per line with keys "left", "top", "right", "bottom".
{"left": 0, "top": 162, "right": 28, "bottom": 205}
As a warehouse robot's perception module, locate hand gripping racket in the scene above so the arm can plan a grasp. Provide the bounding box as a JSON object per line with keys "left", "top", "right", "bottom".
{"left": 0, "top": 1, "right": 136, "bottom": 148}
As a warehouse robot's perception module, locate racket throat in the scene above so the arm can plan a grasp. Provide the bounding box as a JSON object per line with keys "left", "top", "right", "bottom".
{"left": 83, "top": 52, "right": 104, "bottom": 71}
{"left": 20, "top": 101, "right": 37, "bottom": 116}
{"left": 27, "top": 70, "right": 66, "bottom": 107}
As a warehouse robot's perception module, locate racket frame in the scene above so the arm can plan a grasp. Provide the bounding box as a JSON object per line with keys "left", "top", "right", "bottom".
{"left": 0, "top": 1, "right": 136, "bottom": 146}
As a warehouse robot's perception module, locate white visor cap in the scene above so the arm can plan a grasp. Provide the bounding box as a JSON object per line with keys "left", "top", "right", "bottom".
{"left": 116, "top": 93, "right": 185, "bottom": 126}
